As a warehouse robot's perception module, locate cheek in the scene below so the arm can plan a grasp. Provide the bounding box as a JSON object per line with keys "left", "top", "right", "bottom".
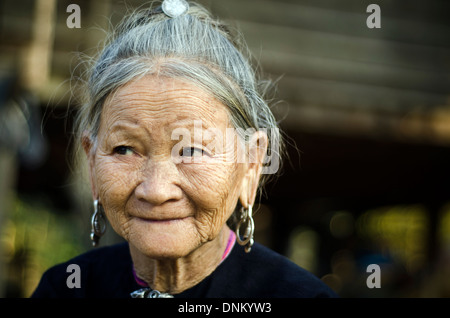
{"left": 93, "top": 156, "right": 139, "bottom": 236}
{"left": 184, "top": 163, "right": 244, "bottom": 240}
{"left": 95, "top": 158, "right": 135, "bottom": 198}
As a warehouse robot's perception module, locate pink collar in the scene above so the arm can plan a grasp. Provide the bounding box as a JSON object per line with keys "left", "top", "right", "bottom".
{"left": 132, "top": 229, "right": 236, "bottom": 287}
{"left": 221, "top": 229, "right": 236, "bottom": 263}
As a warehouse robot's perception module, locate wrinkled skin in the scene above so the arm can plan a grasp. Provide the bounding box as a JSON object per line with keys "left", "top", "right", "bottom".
{"left": 83, "top": 75, "right": 267, "bottom": 293}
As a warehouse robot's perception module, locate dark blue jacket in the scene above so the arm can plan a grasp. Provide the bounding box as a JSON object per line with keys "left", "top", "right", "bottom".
{"left": 31, "top": 241, "right": 337, "bottom": 298}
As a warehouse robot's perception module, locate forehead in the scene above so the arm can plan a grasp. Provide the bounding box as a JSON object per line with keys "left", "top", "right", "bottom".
{"left": 101, "top": 75, "right": 230, "bottom": 129}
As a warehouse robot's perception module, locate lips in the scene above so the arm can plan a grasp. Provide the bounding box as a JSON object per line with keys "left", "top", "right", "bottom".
{"left": 128, "top": 204, "right": 193, "bottom": 223}
{"left": 133, "top": 215, "right": 191, "bottom": 223}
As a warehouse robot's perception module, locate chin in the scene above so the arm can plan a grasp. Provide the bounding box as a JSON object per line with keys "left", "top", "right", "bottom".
{"left": 127, "top": 220, "right": 200, "bottom": 259}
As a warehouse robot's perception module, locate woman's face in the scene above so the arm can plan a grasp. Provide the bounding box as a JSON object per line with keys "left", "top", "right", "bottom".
{"left": 86, "top": 75, "right": 251, "bottom": 259}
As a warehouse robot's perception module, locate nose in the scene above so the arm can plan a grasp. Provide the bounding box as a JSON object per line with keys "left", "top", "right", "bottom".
{"left": 134, "top": 158, "right": 183, "bottom": 206}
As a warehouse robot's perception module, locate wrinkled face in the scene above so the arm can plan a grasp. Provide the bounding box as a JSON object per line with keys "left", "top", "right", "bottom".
{"left": 86, "top": 75, "right": 251, "bottom": 259}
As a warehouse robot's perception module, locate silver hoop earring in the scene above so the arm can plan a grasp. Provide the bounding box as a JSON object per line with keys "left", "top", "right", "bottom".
{"left": 90, "top": 199, "right": 107, "bottom": 247}
{"left": 236, "top": 204, "right": 254, "bottom": 253}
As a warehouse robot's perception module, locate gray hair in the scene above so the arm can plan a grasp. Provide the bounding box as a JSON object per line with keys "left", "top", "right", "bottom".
{"left": 74, "top": 1, "right": 284, "bottom": 193}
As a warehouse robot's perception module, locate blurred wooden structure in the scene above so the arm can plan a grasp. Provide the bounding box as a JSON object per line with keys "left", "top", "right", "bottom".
{"left": 0, "top": 0, "right": 449, "bottom": 297}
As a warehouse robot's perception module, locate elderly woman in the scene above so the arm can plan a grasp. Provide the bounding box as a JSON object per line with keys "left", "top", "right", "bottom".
{"left": 32, "top": 0, "right": 336, "bottom": 298}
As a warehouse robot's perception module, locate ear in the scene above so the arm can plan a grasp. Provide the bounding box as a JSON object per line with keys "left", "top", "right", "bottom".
{"left": 239, "top": 130, "right": 269, "bottom": 208}
{"left": 81, "top": 131, "right": 98, "bottom": 199}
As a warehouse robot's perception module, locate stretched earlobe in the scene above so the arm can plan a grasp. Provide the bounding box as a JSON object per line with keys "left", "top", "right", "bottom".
{"left": 81, "top": 131, "right": 94, "bottom": 156}
{"left": 239, "top": 131, "right": 269, "bottom": 208}
{"left": 81, "top": 131, "right": 98, "bottom": 199}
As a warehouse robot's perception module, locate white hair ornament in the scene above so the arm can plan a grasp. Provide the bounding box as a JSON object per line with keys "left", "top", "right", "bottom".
{"left": 162, "top": 0, "right": 190, "bottom": 18}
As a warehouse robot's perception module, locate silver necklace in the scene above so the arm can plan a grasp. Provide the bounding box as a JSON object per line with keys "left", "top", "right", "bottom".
{"left": 130, "top": 288, "right": 174, "bottom": 298}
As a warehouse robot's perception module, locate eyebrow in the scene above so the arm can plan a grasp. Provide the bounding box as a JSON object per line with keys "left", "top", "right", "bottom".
{"left": 107, "top": 121, "right": 142, "bottom": 134}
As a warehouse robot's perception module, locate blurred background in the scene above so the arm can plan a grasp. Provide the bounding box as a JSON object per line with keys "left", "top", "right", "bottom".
{"left": 0, "top": 0, "right": 449, "bottom": 298}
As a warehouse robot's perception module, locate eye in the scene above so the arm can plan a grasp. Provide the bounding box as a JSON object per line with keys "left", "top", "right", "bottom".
{"left": 180, "top": 147, "right": 205, "bottom": 157}
{"left": 113, "top": 145, "right": 134, "bottom": 156}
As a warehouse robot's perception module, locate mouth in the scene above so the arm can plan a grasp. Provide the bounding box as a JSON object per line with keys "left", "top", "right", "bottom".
{"left": 135, "top": 216, "right": 191, "bottom": 224}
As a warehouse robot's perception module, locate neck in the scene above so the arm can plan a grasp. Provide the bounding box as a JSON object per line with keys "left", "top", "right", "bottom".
{"left": 130, "top": 226, "right": 232, "bottom": 294}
